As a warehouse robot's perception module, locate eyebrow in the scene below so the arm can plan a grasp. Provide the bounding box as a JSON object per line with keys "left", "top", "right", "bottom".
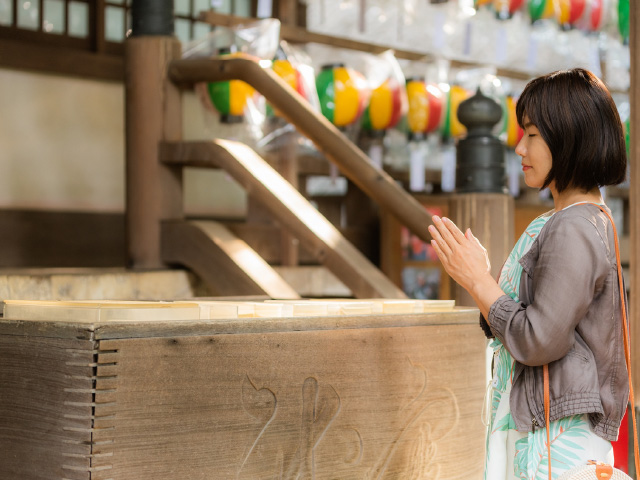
{"left": 524, "top": 122, "right": 535, "bottom": 129}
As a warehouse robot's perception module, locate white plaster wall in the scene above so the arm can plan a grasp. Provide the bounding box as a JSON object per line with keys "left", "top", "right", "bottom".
{"left": 0, "top": 67, "right": 247, "bottom": 217}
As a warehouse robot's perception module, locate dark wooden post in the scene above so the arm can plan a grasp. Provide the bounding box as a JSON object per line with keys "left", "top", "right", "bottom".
{"left": 449, "top": 194, "right": 514, "bottom": 306}
{"left": 125, "top": 0, "right": 183, "bottom": 269}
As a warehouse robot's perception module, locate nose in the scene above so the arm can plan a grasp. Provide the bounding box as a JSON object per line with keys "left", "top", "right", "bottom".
{"left": 515, "top": 135, "right": 526, "bottom": 157}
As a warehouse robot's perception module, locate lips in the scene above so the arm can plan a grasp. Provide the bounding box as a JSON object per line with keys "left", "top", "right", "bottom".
{"left": 522, "top": 164, "right": 531, "bottom": 172}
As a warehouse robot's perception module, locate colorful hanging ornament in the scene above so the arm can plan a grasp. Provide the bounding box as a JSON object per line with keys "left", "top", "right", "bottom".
{"left": 624, "top": 116, "right": 630, "bottom": 160}
{"left": 475, "top": 0, "right": 493, "bottom": 9}
{"left": 267, "top": 58, "right": 310, "bottom": 118}
{"left": 425, "top": 83, "right": 445, "bottom": 134}
{"left": 587, "top": 0, "right": 604, "bottom": 31}
{"left": 528, "top": 0, "right": 555, "bottom": 22}
{"left": 441, "top": 85, "right": 470, "bottom": 139}
{"left": 316, "top": 63, "right": 367, "bottom": 128}
{"left": 502, "top": 95, "right": 524, "bottom": 147}
{"left": 207, "top": 51, "right": 257, "bottom": 123}
{"left": 361, "top": 79, "right": 403, "bottom": 135}
{"left": 618, "top": 0, "right": 629, "bottom": 43}
{"left": 555, "top": 0, "right": 587, "bottom": 27}
{"left": 492, "top": 0, "right": 526, "bottom": 18}
{"left": 406, "top": 77, "right": 429, "bottom": 140}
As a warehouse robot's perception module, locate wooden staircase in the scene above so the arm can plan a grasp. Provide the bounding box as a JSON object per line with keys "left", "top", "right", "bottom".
{"left": 124, "top": 36, "right": 442, "bottom": 300}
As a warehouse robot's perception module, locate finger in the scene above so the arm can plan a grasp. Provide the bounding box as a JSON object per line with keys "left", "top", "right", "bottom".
{"left": 442, "top": 217, "right": 467, "bottom": 243}
{"left": 433, "top": 215, "right": 461, "bottom": 247}
{"left": 430, "top": 239, "right": 449, "bottom": 265}
{"left": 428, "top": 223, "right": 453, "bottom": 257}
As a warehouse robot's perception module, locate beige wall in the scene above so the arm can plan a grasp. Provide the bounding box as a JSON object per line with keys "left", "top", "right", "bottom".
{"left": 0, "top": 68, "right": 247, "bottom": 217}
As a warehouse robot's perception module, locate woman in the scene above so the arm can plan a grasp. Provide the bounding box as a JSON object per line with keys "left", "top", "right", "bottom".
{"left": 428, "top": 68, "right": 629, "bottom": 479}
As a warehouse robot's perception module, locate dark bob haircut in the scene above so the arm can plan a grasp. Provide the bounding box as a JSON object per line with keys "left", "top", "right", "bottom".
{"left": 516, "top": 68, "right": 627, "bottom": 193}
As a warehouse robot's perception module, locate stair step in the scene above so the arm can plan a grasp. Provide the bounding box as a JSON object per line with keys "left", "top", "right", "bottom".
{"left": 273, "top": 266, "right": 351, "bottom": 298}
{"left": 0, "top": 268, "right": 203, "bottom": 301}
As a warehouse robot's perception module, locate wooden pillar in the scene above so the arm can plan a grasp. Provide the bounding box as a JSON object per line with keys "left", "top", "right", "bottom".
{"left": 125, "top": 36, "right": 183, "bottom": 269}
{"left": 629, "top": 0, "right": 640, "bottom": 402}
{"left": 448, "top": 193, "right": 514, "bottom": 307}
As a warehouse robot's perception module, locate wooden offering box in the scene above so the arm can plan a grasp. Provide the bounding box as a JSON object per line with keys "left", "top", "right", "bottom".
{"left": 0, "top": 299, "right": 486, "bottom": 479}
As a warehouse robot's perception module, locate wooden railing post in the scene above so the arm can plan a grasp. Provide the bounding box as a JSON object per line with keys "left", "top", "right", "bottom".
{"left": 125, "top": 19, "right": 183, "bottom": 268}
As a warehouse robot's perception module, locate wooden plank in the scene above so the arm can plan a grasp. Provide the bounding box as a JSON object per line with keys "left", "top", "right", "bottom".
{"left": 161, "top": 140, "right": 407, "bottom": 299}
{"left": 161, "top": 219, "right": 301, "bottom": 299}
{"left": 629, "top": 0, "right": 640, "bottom": 403}
{"left": 0, "top": 38, "right": 123, "bottom": 81}
{"left": 88, "top": 307, "right": 478, "bottom": 340}
{"left": 125, "top": 36, "right": 184, "bottom": 269}
{"left": 0, "top": 335, "right": 96, "bottom": 479}
{"left": 0, "top": 209, "right": 125, "bottom": 268}
{"left": 94, "top": 321, "right": 485, "bottom": 479}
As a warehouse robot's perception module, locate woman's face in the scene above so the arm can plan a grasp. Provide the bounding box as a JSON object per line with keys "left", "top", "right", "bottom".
{"left": 515, "top": 116, "right": 553, "bottom": 190}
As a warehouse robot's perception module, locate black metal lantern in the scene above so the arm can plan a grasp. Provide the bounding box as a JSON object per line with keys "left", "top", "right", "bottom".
{"left": 455, "top": 88, "right": 508, "bottom": 194}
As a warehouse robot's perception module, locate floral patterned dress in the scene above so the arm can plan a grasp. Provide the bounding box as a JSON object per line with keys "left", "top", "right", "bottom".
{"left": 484, "top": 211, "right": 613, "bottom": 480}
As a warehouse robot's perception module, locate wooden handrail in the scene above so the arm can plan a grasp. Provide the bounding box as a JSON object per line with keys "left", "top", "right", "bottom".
{"left": 168, "top": 56, "right": 435, "bottom": 245}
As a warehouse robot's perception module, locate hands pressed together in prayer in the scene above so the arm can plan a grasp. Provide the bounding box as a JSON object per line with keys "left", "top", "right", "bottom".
{"left": 428, "top": 215, "right": 504, "bottom": 319}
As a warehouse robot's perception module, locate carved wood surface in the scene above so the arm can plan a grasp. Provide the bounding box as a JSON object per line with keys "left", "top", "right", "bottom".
{"left": 90, "top": 322, "right": 486, "bottom": 479}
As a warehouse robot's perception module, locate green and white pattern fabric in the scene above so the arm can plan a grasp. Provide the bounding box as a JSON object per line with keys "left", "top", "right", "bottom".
{"left": 484, "top": 210, "right": 613, "bottom": 479}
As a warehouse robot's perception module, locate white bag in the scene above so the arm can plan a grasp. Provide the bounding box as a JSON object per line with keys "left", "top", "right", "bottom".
{"left": 556, "top": 460, "right": 632, "bottom": 480}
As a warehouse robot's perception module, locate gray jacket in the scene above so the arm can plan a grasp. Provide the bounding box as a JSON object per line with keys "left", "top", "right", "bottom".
{"left": 480, "top": 203, "right": 628, "bottom": 441}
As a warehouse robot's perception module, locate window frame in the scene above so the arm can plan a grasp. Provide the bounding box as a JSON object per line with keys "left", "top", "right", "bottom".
{"left": 0, "top": 0, "right": 259, "bottom": 81}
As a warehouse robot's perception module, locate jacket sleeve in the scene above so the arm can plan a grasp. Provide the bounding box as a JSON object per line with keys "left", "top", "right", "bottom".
{"left": 487, "top": 214, "right": 610, "bottom": 367}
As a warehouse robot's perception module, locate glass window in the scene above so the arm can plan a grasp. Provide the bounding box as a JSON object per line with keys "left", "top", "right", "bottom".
{"left": 17, "top": 0, "right": 39, "bottom": 30}
{"left": 193, "top": 21, "right": 211, "bottom": 41}
{"left": 68, "top": 1, "right": 89, "bottom": 37}
{"left": 175, "top": 18, "right": 191, "bottom": 45}
{"left": 174, "top": 0, "right": 190, "bottom": 17}
{"left": 105, "top": 6, "right": 125, "bottom": 42}
{"left": 235, "top": 0, "right": 251, "bottom": 17}
{"left": 211, "top": 0, "right": 231, "bottom": 14}
{"left": 44, "top": 0, "right": 65, "bottom": 34}
{"left": 194, "top": 0, "right": 213, "bottom": 15}
{"left": 0, "top": 0, "right": 13, "bottom": 26}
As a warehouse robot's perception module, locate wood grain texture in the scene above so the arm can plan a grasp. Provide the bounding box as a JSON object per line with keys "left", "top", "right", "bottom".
{"left": 0, "top": 335, "right": 97, "bottom": 479}
{"left": 94, "top": 321, "right": 486, "bottom": 479}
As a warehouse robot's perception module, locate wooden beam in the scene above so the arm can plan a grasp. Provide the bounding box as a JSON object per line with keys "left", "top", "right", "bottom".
{"left": 161, "top": 219, "right": 300, "bottom": 299}
{"left": 0, "top": 38, "right": 123, "bottom": 81}
{"left": 629, "top": 0, "right": 640, "bottom": 404}
{"left": 167, "top": 57, "right": 435, "bottom": 248}
{"left": 161, "top": 140, "right": 408, "bottom": 299}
